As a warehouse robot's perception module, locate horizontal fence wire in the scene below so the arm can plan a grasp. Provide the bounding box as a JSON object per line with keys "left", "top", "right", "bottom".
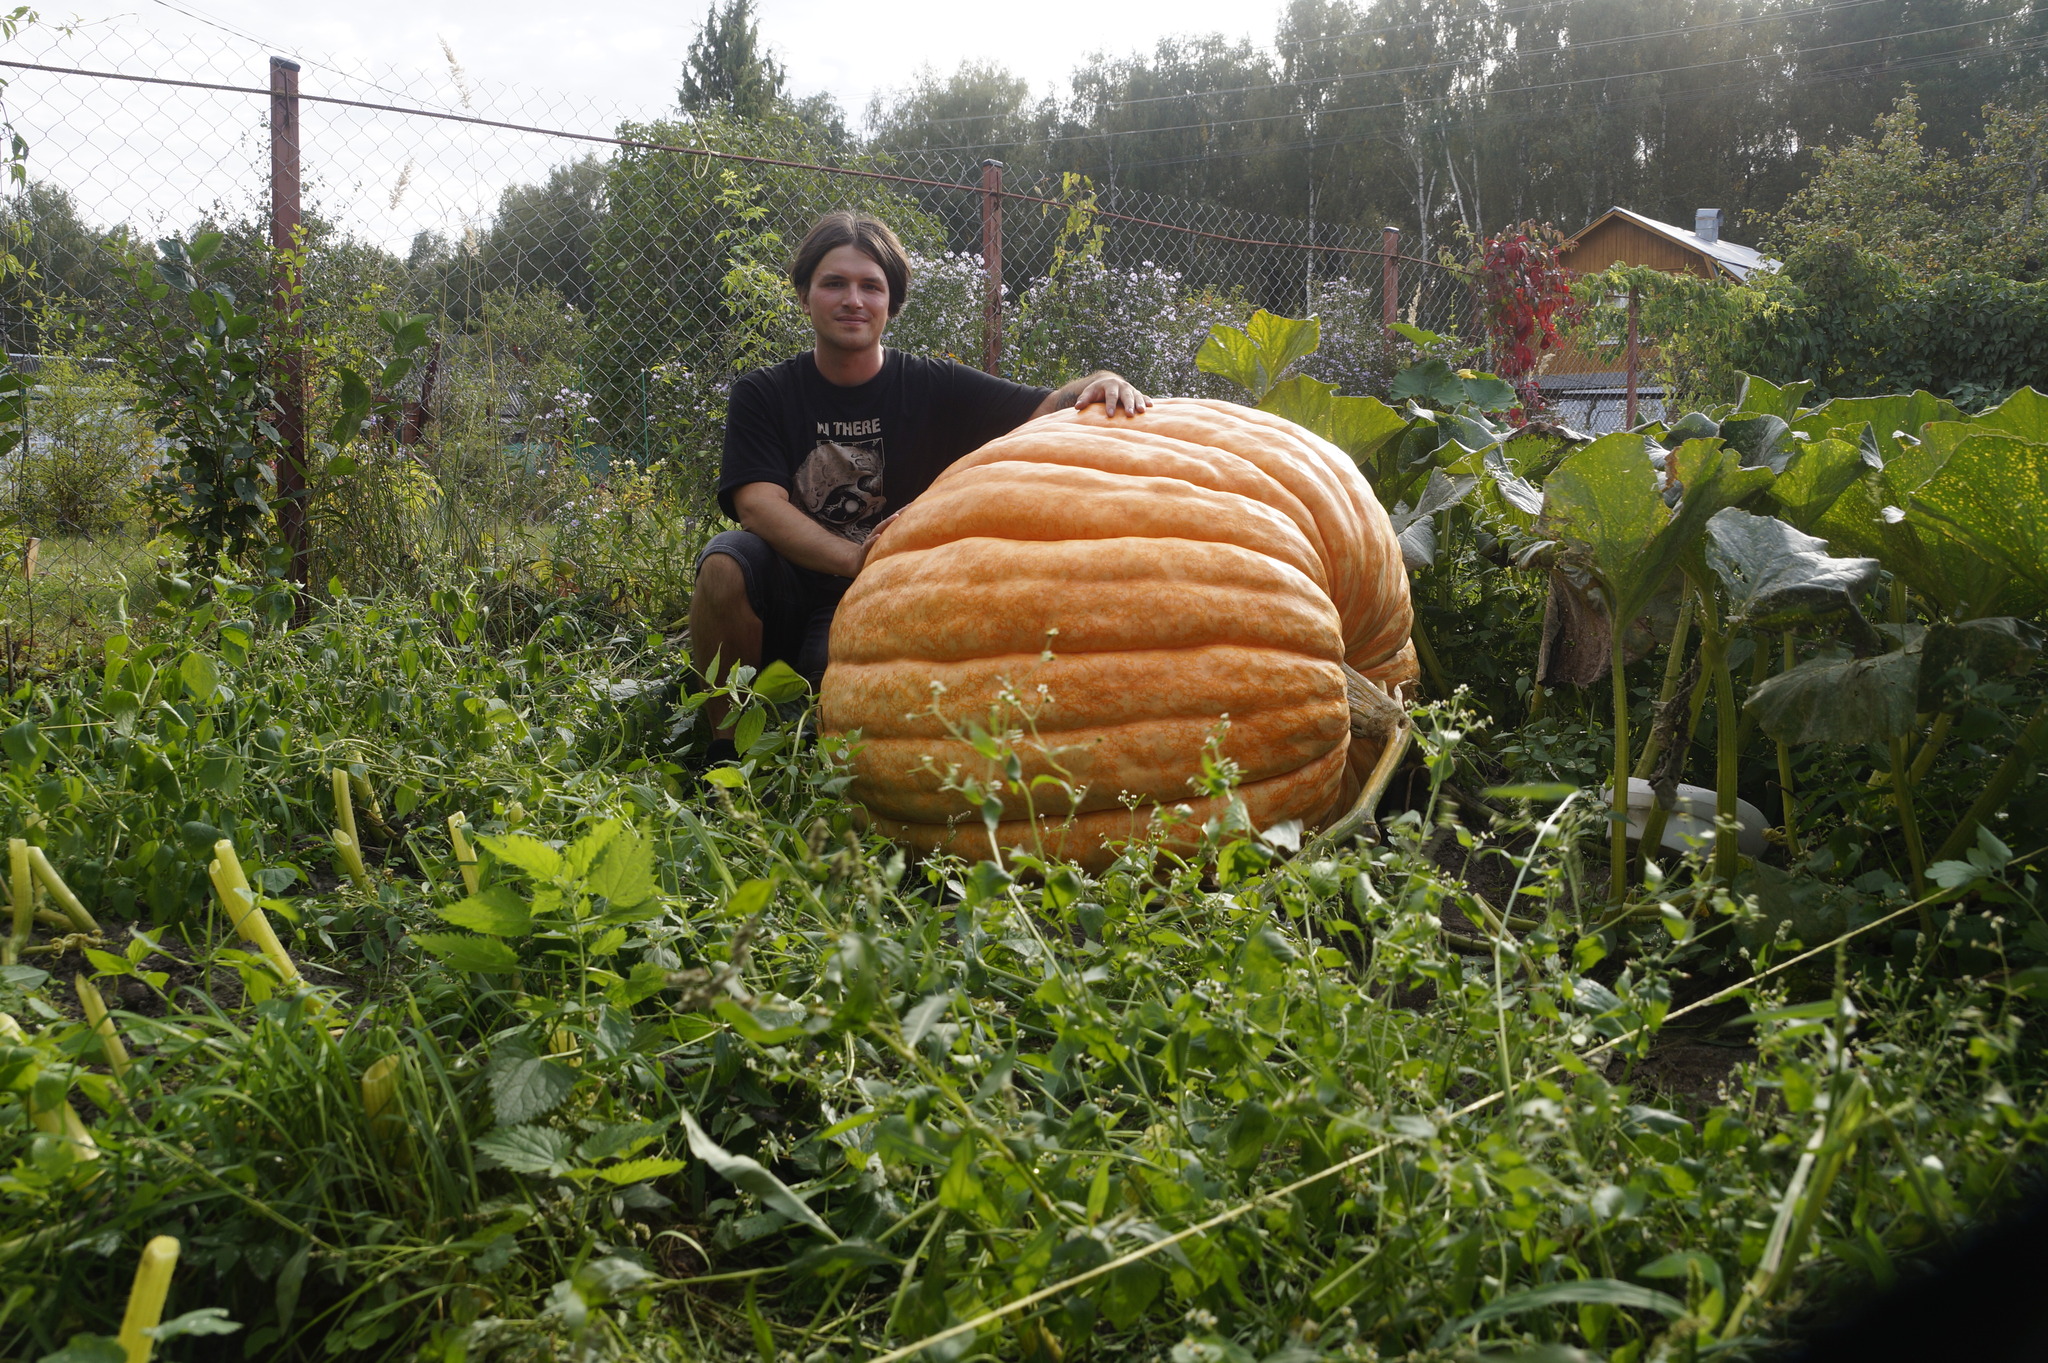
{"left": 0, "top": 21, "right": 1480, "bottom": 650}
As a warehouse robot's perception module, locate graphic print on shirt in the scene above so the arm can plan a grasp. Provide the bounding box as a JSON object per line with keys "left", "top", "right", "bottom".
{"left": 793, "top": 420, "right": 887, "bottom": 541}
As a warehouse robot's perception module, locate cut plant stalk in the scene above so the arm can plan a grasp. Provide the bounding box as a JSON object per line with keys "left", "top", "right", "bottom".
{"left": 332, "top": 769, "right": 373, "bottom": 890}
{"left": 208, "top": 839, "right": 303, "bottom": 988}
{"left": 73, "top": 974, "right": 131, "bottom": 1083}
{"left": 1777, "top": 632, "right": 1800, "bottom": 860}
{"left": 116, "top": 1234, "right": 181, "bottom": 1363}
{"left": 26, "top": 846, "right": 100, "bottom": 933}
{"left": 4, "top": 837, "right": 29, "bottom": 965}
{"left": 448, "top": 813, "right": 479, "bottom": 895}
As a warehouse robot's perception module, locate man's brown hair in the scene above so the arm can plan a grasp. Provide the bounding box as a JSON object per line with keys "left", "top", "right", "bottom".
{"left": 790, "top": 211, "right": 910, "bottom": 317}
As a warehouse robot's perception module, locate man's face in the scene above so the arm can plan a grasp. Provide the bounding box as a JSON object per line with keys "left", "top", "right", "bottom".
{"left": 801, "top": 245, "right": 892, "bottom": 356}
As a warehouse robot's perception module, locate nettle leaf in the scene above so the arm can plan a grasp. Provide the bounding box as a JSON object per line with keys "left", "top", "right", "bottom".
{"left": 1746, "top": 647, "right": 1920, "bottom": 745}
{"left": 476, "top": 1124, "right": 577, "bottom": 1176}
{"left": 596, "top": 1156, "right": 686, "bottom": 1185}
{"left": 1909, "top": 434, "right": 2048, "bottom": 602}
{"left": 1705, "top": 508, "right": 1879, "bottom": 629}
{"left": 489, "top": 1043, "right": 577, "bottom": 1125}
{"left": 586, "top": 826, "right": 657, "bottom": 909}
{"left": 479, "top": 832, "right": 563, "bottom": 882}
{"left": 435, "top": 885, "right": 532, "bottom": 937}
{"left": 679, "top": 1108, "right": 838, "bottom": 1241}
{"left": 413, "top": 932, "right": 521, "bottom": 973}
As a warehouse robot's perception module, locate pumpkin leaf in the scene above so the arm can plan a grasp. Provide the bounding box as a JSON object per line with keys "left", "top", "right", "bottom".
{"left": 1908, "top": 434, "right": 2048, "bottom": 603}
{"left": 1544, "top": 434, "right": 1732, "bottom": 629}
{"left": 1196, "top": 310, "right": 1319, "bottom": 403}
{"left": 1970, "top": 386, "right": 2048, "bottom": 443}
{"left": 1704, "top": 508, "right": 1880, "bottom": 631}
{"left": 1735, "top": 373, "right": 1814, "bottom": 418}
{"left": 1745, "top": 646, "right": 1920, "bottom": 745}
{"left": 1258, "top": 375, "right": 1408, "bottom": 465}
{"left": 1770, "top": 437, "right": 1875, "bottom": 531}
{"left": 1718, "top": 413, "right": 1793, "bottom": 471}
{"left": 1918, "top": 617, "right": 2044, "bottom": 709}
{"left": 1800, "top": 390, "right": 1963, "bottom": 464}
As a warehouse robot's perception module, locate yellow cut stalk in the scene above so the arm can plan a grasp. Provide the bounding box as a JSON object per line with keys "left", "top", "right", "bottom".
{"left": 331, "top": 828, "right": 373, "bottom": 891}
{"left": 361, "top": 1054, "right": 401, "bottom": 1123}
{"left": 332, "top": 768, "right": 360, "bottom": 847}
{"left": 25, "top": 846, "right": 99, "bottom": 933}
{"left": 350, "top": 769, "right": 384, "bottom": 824}
{"left": 448, "top": 814, "right": 479, "bottom": 895}
{"left": 116, "top": 1234, "right": 181, "bottom": 1363}
{"left": 0, "top": 1011, "right": 23, "bottom": 1043}
{"left": 208, "top": 841, "right": 301, "bottom": 986}
{"left": 73, "top": 974, "right": 131, "bottom": 1082}
{"left": 4, "top": 838, "right": 29, "bottom": 965}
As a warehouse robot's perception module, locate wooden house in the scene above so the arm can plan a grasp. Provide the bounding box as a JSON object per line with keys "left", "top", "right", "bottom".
{"left": 1539, "top": 208, "right": 1768, "bottom": 430}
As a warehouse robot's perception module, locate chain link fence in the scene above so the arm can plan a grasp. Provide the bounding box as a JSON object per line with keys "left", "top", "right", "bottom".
{"left": 0, "top": 20, "right": 1478, "bottom": 649}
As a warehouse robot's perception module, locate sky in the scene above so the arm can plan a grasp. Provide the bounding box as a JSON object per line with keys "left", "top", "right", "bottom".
{"left": 5, "top": 0, "right": 1278, "bottom": 253}
{"left": 54, "top": 0, "right": 1276, "bottom": 125}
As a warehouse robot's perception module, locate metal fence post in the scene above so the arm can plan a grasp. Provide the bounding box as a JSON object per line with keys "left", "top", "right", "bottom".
{"left": 269, "top": 56, "right": 310, "bottom": 586}
{"left": 1381, "top": 226, "right": 1400, "bottom": 331}
{"left": 980, "top": 160, "right": 1004, "bottom": 376}
{"left": 1625, "top": 283, "right": 1640, "bottom": 428}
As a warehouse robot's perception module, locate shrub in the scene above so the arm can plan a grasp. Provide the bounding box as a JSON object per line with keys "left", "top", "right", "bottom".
{"left": 13, "top": 356, "right": 153, "bottom": 534}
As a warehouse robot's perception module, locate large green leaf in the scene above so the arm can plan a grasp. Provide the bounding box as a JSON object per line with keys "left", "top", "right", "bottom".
{"left": 1545, "top": 435, "right": 1745, "bottom": 629}
{"left": 1257, "top": 375, "right": 1408, "bottom": 465}
{"left": 1797, "top": 390, "right": 1963, "bottom": 463}
{"left": 1918, "top": 617, "right": 2043, "bottom": 709}
{"left": 1195, "top": 310, "right": 1320, "bottom": 402}
{"left": 1971, "top": 386, "right": 2048, "bottom": 443}
{"left": 1770, "top": 437, "right": 1873, "bottom": 531}
{"left": 1704, "top": 508, "right": 1879, "bottom": 630}
{"left": 1541, "top": 434, "right": 1670, "bottom": 624}
{"left": 1390, "top": 358, "right": 1467, "bottom": 408}
{"left": 1815, "top": 459, "right": 2015, "bottom": 619}
{"left": 1909, "top": 434, "right": 2048, "bottom": 602}
{"left": 1745, "top": 647, "right": 1920, "bottom": 745}
{"left": 1718, "top": 413, "right": 1793, "bottom": 471}
{"left": 1735, "top": 373, "right": 1815, "bottom": 418}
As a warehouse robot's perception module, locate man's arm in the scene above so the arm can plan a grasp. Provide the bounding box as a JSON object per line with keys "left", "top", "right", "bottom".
{"left": 1031, "top": 370, "right": 1151, "bottom": 420}
{"left": 732, "top": 481, "right": 878, "bottom": 579}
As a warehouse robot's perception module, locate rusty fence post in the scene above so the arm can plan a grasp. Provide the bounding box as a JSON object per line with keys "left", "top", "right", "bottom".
{"left": 269, "top": 56, "right": 310, "bottom": 587}
{"left": 1624, "top": 282, "right": 1640, "bottom": 428}
{"left": 1381, "top": 226, "right": 1400, "bottom": 331}
{"left": 980, "top": 160, "right": 1004, "bottom": 375}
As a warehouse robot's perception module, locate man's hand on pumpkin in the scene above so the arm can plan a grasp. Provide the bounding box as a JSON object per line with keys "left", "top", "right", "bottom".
{"left": 1040, "top": 371, "right": 1152, "bottom": 419}
{"left": 855, "top": 512, "right": 902, "bottom": 576}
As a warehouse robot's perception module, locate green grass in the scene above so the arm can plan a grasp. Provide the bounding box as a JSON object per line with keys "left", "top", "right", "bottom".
{"left": 0, "top": 574, "right": 2038, "bottom": 1362}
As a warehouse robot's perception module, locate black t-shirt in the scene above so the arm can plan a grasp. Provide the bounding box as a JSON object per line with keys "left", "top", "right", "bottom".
{"left": 718, "top": 350, "right": 1050, "bottom": 543}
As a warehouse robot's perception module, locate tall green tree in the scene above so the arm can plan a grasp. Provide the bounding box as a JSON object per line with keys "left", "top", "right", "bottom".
{"left": 679, "top": 0, "right": 786, "bottom": 122}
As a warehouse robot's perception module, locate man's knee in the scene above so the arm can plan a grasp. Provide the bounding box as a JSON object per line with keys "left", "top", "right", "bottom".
{"left": 693, "top": 552, "right": 757, "bottom": 621}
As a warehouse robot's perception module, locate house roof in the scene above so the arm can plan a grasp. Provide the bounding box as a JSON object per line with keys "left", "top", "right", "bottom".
{"left": 1569, "top": 207, "right": 1772, "bottom": 281}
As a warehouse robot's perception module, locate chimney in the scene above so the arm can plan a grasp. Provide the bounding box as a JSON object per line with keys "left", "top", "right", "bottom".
{"left": 1695, "top": 208, "right": 1723, "bottom": 244}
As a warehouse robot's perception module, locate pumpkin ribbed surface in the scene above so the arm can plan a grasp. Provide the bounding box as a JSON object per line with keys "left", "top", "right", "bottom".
{"left": 820, "top": 397, "right": 1416, "bottom": 869}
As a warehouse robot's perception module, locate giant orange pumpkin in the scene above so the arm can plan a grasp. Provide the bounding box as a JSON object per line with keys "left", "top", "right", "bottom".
{"left": 819, "top": 398, "right": 1416, "bottom": 869}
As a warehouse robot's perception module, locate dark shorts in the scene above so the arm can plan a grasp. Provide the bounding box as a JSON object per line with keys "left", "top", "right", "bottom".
{"left": 696, "top": 530, "right": 850, "bottom": 685}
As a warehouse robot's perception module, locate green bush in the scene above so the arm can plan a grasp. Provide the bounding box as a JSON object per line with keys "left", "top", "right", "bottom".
{"left": 13, "top": 356, "right": 153, "bottom": 534}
